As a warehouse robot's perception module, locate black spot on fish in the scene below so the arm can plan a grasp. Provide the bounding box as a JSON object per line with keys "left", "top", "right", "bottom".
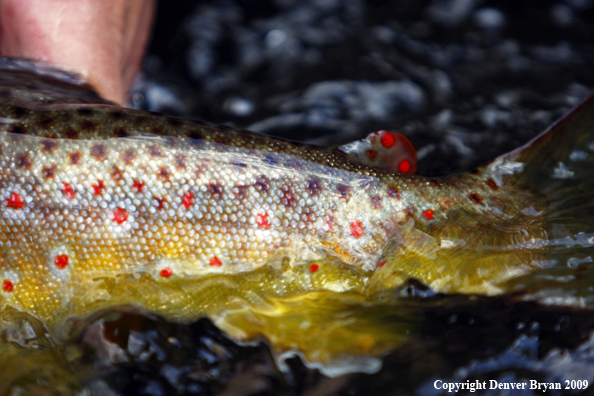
{"left": 150, "top": 125, "right": 165, "bottom": 135}
{"left": 234, "top": 184, "right": 248, "bottom": 200}
{"left": 90, "top": 143, "right": 107, "bottom": 161}
{"left": 337, "top": 184, "right": 350, "bottom": 200}
{"left": 281, "top": 185, "right": 296, "bottom": 207}
{"left": 306, "top": 177, "right": 322, "bottom": 196}
{"left": 157, "top": 167, "right": 171, "bottom": 182}
{"left": 17, "top": 153, "right": 31, "bottom": 169}
{"left": 111, "top": 166, "right": 124, "bottom": 181}
{"left": 64, "top": 127, "right": 79, "bottom": 139}
{"left": 42, "top": 165, "right": 56, "bottom": 179}
{"left": 387, "top": 185, "right": 401, "bottom": 200}
{"left": 255, "top": 175, "right": 270, "bottom": 192}
{"left": 12, "top": 106, "right": 27, "bottom": 118}
{"left": 121, "top": 149, "right": 137, "bottom": 165}
{"left": 113, "top": 127, "right": 129, "bottom": 138}
{"left": 41, "top": 138, "right": 58, "bottom": 153}
{"left": 187, "top": 130, "right": 204, "bottom": 141}
{"left": 8, "top": 124, "right": 27, "bottom": 135}
{"left": 111, "top": 111, "right": 124, "bottom": 119}
{"left": 68, "top": 151, "right": 82, "bottom": 165}
{"left": 167, "top": 117, "right": 182, "bottom": 127}
{"left": 470, "top": 169, "right": 480, "bottom": 175}
{"left": 371, "top": 195, "right": 382, "bottom": 209}
{"left": 38, "top": 116, "right": 55, "bottom": 129}
{"left": 469, "top": 192, "right": 483, "bottom": 205}
{"left": 77, "top": 108, "right": 94, "bottom": 116}
{"left": 208, "top": 182, "right": 223, "bottom": 198}
{"left": 148, "top": 144, "right": 162, "bottom": 157}
{"left": 80, "top": 120, "right": 98, "bottom": 131}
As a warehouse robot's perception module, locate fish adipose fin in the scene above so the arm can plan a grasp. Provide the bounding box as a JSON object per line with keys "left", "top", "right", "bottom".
{"left": 487, "top": 92, "right": 594, "bottom": 239}
{"left": 337, "top": 129, "right": 417, "bottom": 174}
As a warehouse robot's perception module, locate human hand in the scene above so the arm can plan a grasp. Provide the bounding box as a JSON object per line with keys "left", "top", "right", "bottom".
{"left": 0, "top": 0, "right": 156, "bottom": 105}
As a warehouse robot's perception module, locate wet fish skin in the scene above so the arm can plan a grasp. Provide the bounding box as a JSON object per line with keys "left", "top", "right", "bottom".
{"left": 0, "top": 88, "right": 548, "bottom": 321}
{"left": 0, "top": 59, "right": 552, "bottom": 325}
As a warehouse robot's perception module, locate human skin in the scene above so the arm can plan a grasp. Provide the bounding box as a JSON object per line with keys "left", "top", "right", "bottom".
{"left": 0, "top": 0, "right": 156, "bottom": 105}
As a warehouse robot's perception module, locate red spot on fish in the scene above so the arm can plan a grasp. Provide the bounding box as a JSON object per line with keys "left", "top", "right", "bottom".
{"left": 42, "top": 165, "right": 56, "bottom": 179}
{"left": 68, "top": 151, "right": 82, "bottom": 165}
{"left": 17, "top": 154, "right": 31, "bottom": 169}
{"left": 93, "top": 180, "right": 105, "bottom": 195}
{"left": 306, "top": 177, "right": 322, "bottom": 196}
{"left": 62, "top": 183, "right": 76, "bottom": 199}
{"left": 398, "top": 160, "right": 411, "bottom": 174}
{"left": 112, "top": 208, "right": 128, "bottom": 224}
{"left": 423, "top": 210, "right": 434, "bottom": 220}
{"left": 6, "top": 193, "right": 24, "bottom": 209}
{"left": 157, "top": 167, "right": 171, "bottom": 182}
{"left": 154, "top": 196, "right": 166, "bottom": 210}
{"left": 54, "top": 255, "right": 69, "bottom": 269}
{"left": 487, "top": 178, "right": 499, "bottom": 191}
{"left": 121, "top": 149, "right": 137, "bottom": 165}
{"left": 370, "top": 195, "right": 382, "bottom": 209}
{"left": 378, "top": 260, "right": 386, "bottom": 267}
{"left": 380, "top": 130, "right": 395, "bottom": 147}
{"left": 309, "top": 263, "right": 319, "bottom": 273}
{"left": 210, "top": 256, "right": 222, "bottom": 267}
{"left": 182, "top": 192, "right": 194, "bottom": 209}
{"left": 366, "top": 149, "right": 376, "bottom": 159}
{"left": 160, "top": 267, "right": 173, "bottom": 278}
{"left": 3, "top": 280, "right": 13, "bottom": 292}
{"left": 41, "top": 138, "right": 58, "bottom": 153}
{"left": 256, "top": 213, "right": 270, "bottom": 229}
{"left": 90, "top": 143, "right": 107, "bottom": 160}
{"left": 387, "top": 185, "right": 401, "bottom": 200}
{"left": 132, "top": 180, "right": 145, "bottom": 193}
{"left": 350, "top": 221, "right": 364, "bottom": 238}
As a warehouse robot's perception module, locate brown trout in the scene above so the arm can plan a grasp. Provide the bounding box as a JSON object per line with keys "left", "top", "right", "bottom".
{"left": 1, "top": 58, "right": 594, "bottom": 375}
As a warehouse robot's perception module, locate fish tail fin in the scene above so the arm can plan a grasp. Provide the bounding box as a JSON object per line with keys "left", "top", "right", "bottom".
{"left": 488, "top": 92, "right": 594, "bottom": 238}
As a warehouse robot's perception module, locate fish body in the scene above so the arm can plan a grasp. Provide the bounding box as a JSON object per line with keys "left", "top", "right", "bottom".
{"left": 0, "top": 58, "right": 593, "bottom": 375}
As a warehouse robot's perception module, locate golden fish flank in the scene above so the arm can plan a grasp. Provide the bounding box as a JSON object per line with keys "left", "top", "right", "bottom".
{"left": 0, "top": 98, "right": 546, "bottom": 317}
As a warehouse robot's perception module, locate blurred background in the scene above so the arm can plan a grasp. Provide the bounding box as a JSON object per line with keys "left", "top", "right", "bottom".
{"left": 134, "top": 0, "right": 594, "bottom": 176}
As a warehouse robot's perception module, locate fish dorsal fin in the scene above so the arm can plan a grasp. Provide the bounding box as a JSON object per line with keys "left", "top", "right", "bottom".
{"left": 0, "top": 57, "right": 115, "bottom": 106}
{"left": 337, "top": 130, "right": 417, "bottom": 174}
